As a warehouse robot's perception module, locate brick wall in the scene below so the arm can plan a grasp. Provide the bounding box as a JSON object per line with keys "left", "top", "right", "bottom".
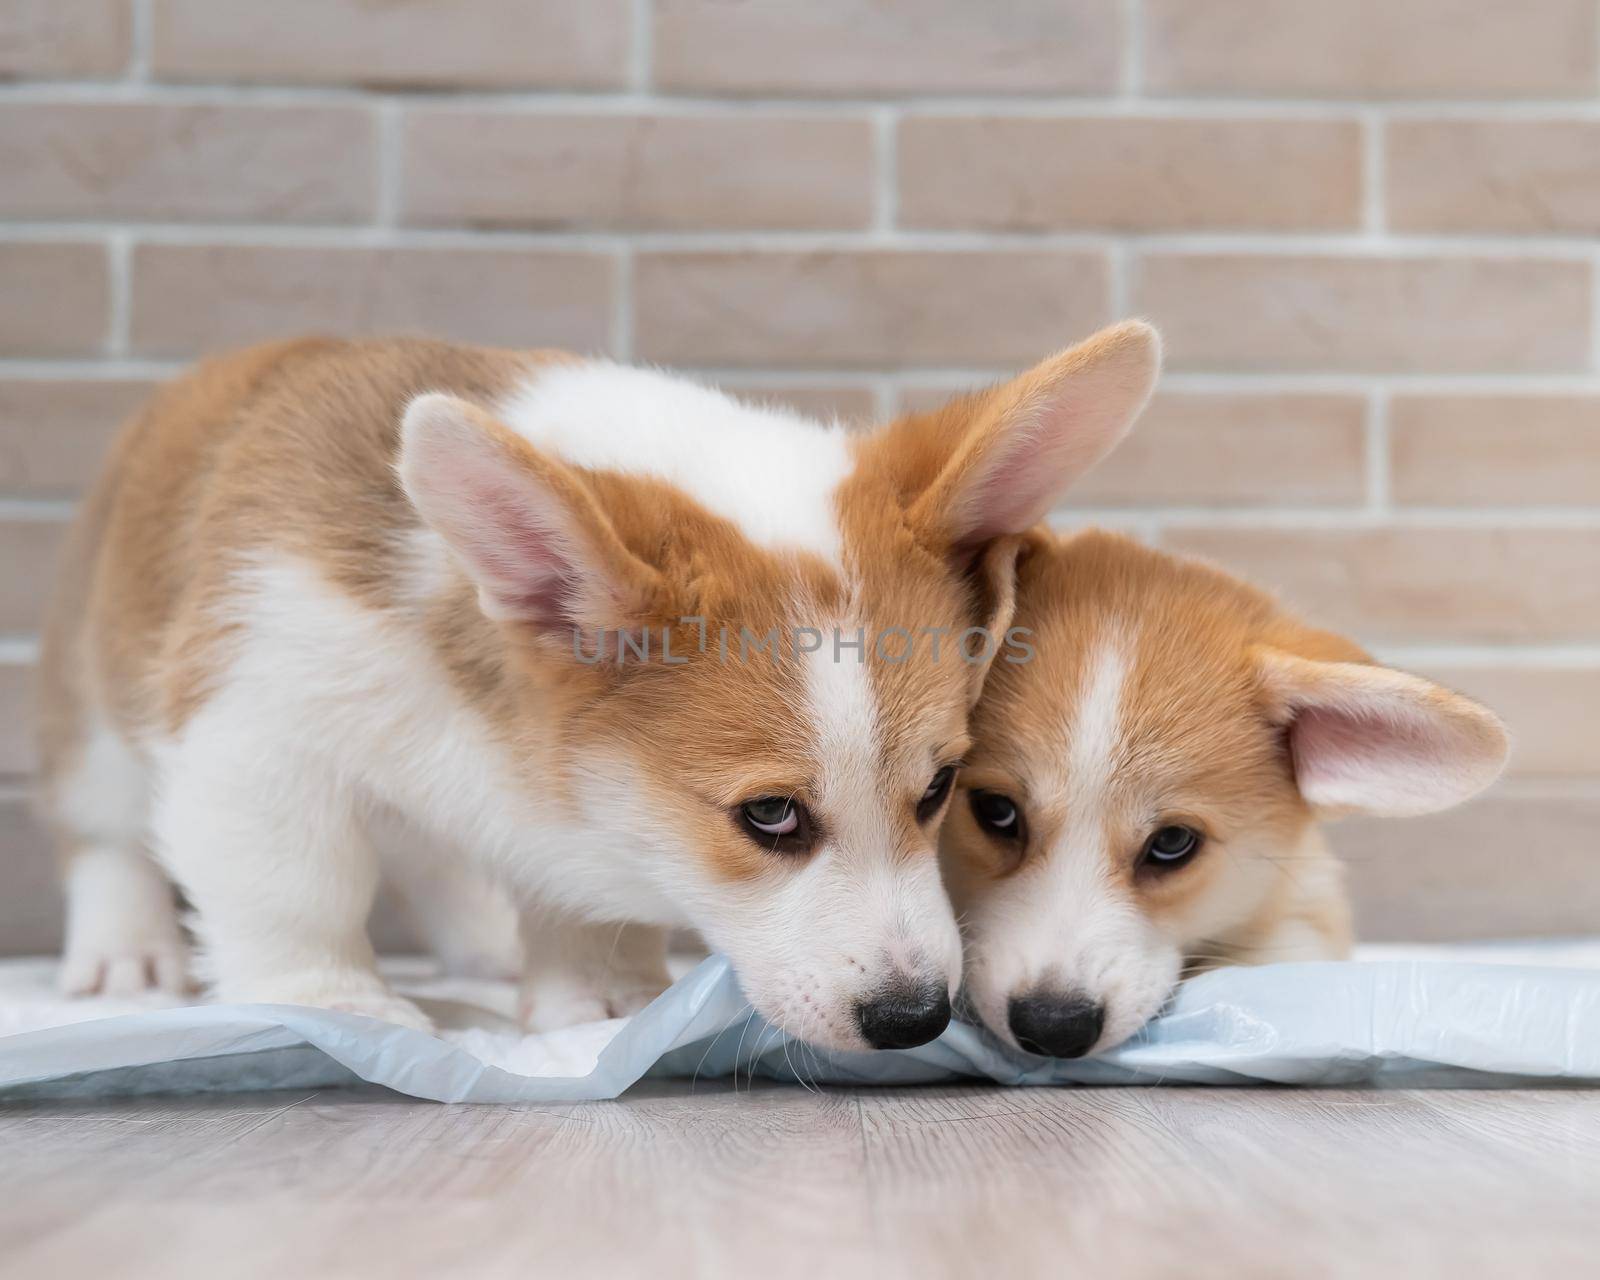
{"left": 3, "top": 0, "right": 1599, "bottom": 946}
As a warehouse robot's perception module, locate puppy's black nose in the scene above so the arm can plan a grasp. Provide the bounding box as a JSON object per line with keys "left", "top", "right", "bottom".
{"left": 856, "top": 980, "right": 952, "bottom": 1050}
{"left": 1007, "top": 991, "right": 1105, "bottom": 1058}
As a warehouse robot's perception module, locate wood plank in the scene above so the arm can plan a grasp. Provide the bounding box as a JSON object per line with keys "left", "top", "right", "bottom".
{"left": 2, "top": 1084, "right": 1598, "bottom": 1279}
{"left": 855, "top": 1085, "right": 1600, "bottom": 1276}
{"left": 0, "top": 1081, "right": 875, "bottom": 1280}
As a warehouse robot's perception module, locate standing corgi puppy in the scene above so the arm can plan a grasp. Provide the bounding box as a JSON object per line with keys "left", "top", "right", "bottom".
{"left": 37, "top": 323, "right": 1160, "bottom": 1049}
{"left": 943, "top": 529, "right": 1509, "bottom": 1059}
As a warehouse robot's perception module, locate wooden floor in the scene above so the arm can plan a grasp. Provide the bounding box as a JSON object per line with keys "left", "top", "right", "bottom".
{"left": 3, "top": 1082, "right": 1598, "bottom": 1279}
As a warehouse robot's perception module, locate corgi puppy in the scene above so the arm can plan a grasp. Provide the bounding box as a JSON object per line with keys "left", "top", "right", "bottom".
{"left": 36, "top": 322, "right": 1161, "bottom": 1049}
{"left": 942, "top": 529, "right": 1509, "bottom": 1059}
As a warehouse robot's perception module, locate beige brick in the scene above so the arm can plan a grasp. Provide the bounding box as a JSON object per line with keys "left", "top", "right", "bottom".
{"left": 0, "top": 379, "right": 155, "bottom": 497}
{"left": 0, "top": 793, "right": 61, "bottom": 954}
{"left": 130, "top": 245, "right": 615, "bottom": 359}
{"left": 0, "top": 243, "right": 107, "bottom": 358}
{"left": 1337, "top": 789, "right": 1600, "bottom": 940}
{"left": 0, "top": 103, "right": 376, "bottom": 223}
{"left": 653, "top": 0, "right": 1118, "bottom": 95}
{"left": 1134, "top": 254, "right": 1591, "bottom": 373}
{"left": 0, "top": 520, "right": 68, "bottom": 633}
{"left": 635, "top": 251, "right": 1111, "bottom": 369}
{"left": 0, "top": 0, "right": 129, "bottom": 78}
{"left": 1423, "top": 666, "right": 1600, "bottom": 778}
{"left": 1391, "top": 395, "right": 1600, "bottom": 507}
{"left": 900, "top": 387, "right": 1367, "bottom": 506}
{"left": 403, "top": 111, "right": 872, "bottom": 231}
{"left": 1144, "top": 0, "right": 1596, "bottom": 97}
{"left": 719, "top": 382, "right": 879, "bottom": 424}
{"left": 1085, "top": 392, "right": 1368, "bottom": 507}
{"left": 151, "top": 0, "right": 628, "bottom": 89}
{"left": 899, "top": 117, "right": 1362, "bottom": 232}
{"left": 1166, "top": 527, "right": 1600, "bottom": 644}
{"left": 1388, "top": 121, "right": 1600, "bottom": 234}
{"left": 0, "top": 664, "right": 36, "bottom": 776}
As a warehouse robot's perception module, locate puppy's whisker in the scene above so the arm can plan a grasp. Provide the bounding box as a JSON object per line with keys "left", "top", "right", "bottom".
{"left": 690, "top": 1001, "right": 752, "bottom": 1092}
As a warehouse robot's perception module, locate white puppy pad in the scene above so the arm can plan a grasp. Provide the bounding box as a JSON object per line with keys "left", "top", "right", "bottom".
{"left": 1, "top": 944, "right": 1598, "bottom": 1101}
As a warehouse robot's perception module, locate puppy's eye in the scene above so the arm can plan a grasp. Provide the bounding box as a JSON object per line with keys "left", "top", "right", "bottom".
{"left": 1141, "top": 824, "right": 1203, "bottom": 870}
{"left": 970, "top": 790, "right": 1025, "bottom": 842}
{"left": 743, "top": 796, "right": 797, "bottom": 834}
{"left": 735, "top": 796, "right": 814, "bottom": 855}
{"left": 916, "top": 765, "right": 958, "bottom": 823}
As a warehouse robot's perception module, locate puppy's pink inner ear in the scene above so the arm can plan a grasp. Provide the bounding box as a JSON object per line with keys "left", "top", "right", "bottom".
{"left": 399, "top": 393, "right": 601, "bottom": 630}
{"left": 1291, "top": 703, "right": 1454, "bottom": 814}
{"left": 952, "top": 410, "right": 1109, "bottom": 551}
{"left": 1259, "top": 651, "right": 1509, "bottom": 817}
{"left": 936, "top": 321, "right": 1162, "bottom": 551}
{"left": 465, "top": 484, "right": 584, "bottom": 625}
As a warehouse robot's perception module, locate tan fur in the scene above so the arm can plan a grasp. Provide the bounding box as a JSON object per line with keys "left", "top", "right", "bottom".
{"left": 863, "top": 322, "right": 1159, "bottom": 550}
{"left": 40, "top": 339, "right": 548, "bottom": 777}
{"left": 40, "top": 340, "right": 341, "bottom": 814}
{"left": 399, "top": 383, "right": 1006, "bottom": 887}
{"left": 39, "top": 327, "right": 1150, "bottom": 827}
{"left": 39, "top": 336, "right": 976, "bottom": 885}
{"left": 37, "top": 322, "right": 1159, "bottom": 1034}
{"left": 945, "top": 528, "right": 1497, "bottom": 981}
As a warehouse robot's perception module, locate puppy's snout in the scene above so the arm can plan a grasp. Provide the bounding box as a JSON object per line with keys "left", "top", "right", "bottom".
{"left": 856, "top": 978, "right": 951, "bottom": 1050}
{"left": 1007, "top": 990, "right": 1105, "bottom": 1059}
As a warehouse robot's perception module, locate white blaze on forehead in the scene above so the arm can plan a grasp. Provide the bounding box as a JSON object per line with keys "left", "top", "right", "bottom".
{"left": 1064, "top": 633, "right": 1130, "bottom": 811}
{"left": 968, "top": 628, "right": 1180, "bottom": 1050}
{"left": 1028, "top": 629, "right": 1132, "bottom": 904}
{"left": 782, "top": 613, "right": 963, "bottom": 990}
{"left": 801, "top": 617, "right": 888, "bottom": 845}
{"left": 498, "top": 362, "right": 852, "bottom": 562}
{"left": 1034, "top": 631, "right": 1138, "bottom": 978}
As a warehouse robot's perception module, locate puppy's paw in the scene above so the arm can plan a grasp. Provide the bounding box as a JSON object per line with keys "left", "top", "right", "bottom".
{"left": 519, "top": 973, "right": 670, "bottom": 1033}
{"left": 60, "top": 938, "right": 191, "bottom": 998}
{"left": 325, "top": 993, "right": 436, "bottom": 1033}
{"left": 60, "top": 860, "right": 192, "bottom": 998}
{"left": 604, "top": 980, "right": 668, "bottom": 1020}
{"left": 223, "top": 972, "right": 435, "bottom": 1034}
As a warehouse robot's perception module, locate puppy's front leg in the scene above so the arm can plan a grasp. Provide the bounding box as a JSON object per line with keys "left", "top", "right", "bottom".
{"left": 517, "top": 908, "right": 671, "bottom": 1033}
{"left": 153, "top": 731, "right": 433, "bottom": 1032}
{"left": 381, "top": 830, "right": 521, "bottom": 980}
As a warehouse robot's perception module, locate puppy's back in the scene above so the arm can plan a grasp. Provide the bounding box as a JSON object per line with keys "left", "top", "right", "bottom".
{"left": 36, "top": 336, "right": 541, "bottom": 799}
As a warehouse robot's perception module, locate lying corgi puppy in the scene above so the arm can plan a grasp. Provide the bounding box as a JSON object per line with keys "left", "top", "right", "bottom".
{"left": 943, "top": 529, "right": 1509, "bottom": 1059}
{"left": 37, "top": 323, "right": 1160, "bottom": 1049}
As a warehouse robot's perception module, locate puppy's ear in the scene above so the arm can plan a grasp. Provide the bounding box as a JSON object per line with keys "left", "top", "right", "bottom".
{"left": 1253, "top": 648, "right": 1510, "bottom": 817}
{"left": 398, "top": 393, "right": 663, "bottom": 633}
{"left": 959, "top": 533, "right": 1029, "bottom": 707}
{"left": 874, "top": 321, "right": 1160, "bottom": 557}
